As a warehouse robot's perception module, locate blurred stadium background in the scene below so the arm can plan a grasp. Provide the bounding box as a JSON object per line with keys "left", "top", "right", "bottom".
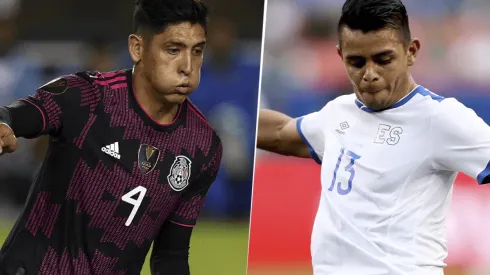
{"left": 249, "top": 0, "right": 490, "bottom": 275}
{"left": 0, "top": 0, "right": 263, "bottom": 274}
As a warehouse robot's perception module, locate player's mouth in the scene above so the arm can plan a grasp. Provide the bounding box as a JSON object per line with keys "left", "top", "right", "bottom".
{"left": 361, "top": 87, "right": 384, "bottom": 94}
{"left": 174, "top": 84, "right": 192, "bottom": 94}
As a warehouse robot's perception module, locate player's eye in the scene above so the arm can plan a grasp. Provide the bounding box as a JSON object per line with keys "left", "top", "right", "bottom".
{"left": 376, "top": 57, "right": 392, "bottom": 65}
{"left": 167, "top": 48, "right": 180, "bottom": 55}
{"left": 192, "top": 48, "right": 204, "bottom": 56}
{"left": 348, "top": 59, "right": 365, "bottom": 69}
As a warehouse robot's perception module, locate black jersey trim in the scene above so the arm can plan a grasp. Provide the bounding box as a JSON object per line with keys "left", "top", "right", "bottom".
{"left": 18, "top": 99, "right": 46, "bottom": 137}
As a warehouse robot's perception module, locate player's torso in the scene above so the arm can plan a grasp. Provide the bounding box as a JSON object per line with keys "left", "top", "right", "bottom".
{"left": 59, "top": 71, "right": 203, "bottom": 244}
{"left": 312, "top": 91, "right": 453, "bottom": 274}
{"left": 0, "top": 71, "right": 214, "bottom": 275}
{"left": 69, "top": 98, "right": 194, "bottom": 248}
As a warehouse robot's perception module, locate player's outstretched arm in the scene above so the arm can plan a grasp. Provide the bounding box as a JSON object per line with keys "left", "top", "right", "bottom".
{"left": 0, "top": 100, "right": 48, "bottom": 156}
{"left": 0, "top": 102, "right": 44, "bottom": 156}
{"left": 150, "top": 220, "right": 193, "bottom": 275}
{"left": 257, "top": 109, "right": 311, "bottom": 158}
{"left": 0, "top": 75, "right": 94, "bottom": 149}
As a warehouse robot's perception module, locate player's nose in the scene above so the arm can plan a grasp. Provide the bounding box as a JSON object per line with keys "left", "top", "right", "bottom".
{"left": 179, "top": 54, "right": 193, "bottom": 76}
{"left": 362, "top": 64, "right": 379, "bottom": 83}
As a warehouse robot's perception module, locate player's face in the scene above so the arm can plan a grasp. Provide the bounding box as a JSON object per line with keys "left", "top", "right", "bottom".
{"left": 338, "top": 27, "right": 420, "bottom": 111}
{"left": 141, "top": 22, "right": 206, "bottom": 104}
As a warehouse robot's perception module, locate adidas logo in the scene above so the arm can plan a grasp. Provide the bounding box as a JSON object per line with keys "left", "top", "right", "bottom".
{"left": 101, "top": 142, "right": 121, "bottom": 159}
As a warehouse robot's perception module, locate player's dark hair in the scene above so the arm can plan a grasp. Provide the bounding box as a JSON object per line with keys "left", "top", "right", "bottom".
{"left": 133, "top": 0, "right": 208, "bottom": 35}
{"left": 338, "top": 0, "right": 411, "bottom": 45}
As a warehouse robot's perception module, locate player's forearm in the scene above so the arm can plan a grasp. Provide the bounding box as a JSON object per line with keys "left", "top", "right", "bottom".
{"left": 0, "top": 106, "right": 12, "bottom": 127}
{"left": 151, "top": 221, "right": 192, "bottom": 275}
{"left": 150, "top": 251, "right": 190, "bottom": 275}
{"left": 0, "top": 101, "right": 44, "bottom": 139}
{"left": 257, "top": 109, "right": 292, "bottom": 152}
{"left": 258, "top": 109, "right": 313, "bottom": 159}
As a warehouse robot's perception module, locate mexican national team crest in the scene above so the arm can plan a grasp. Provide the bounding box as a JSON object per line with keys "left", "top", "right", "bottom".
{"left": 138, "top": 144, "right": 160, "bottom": 174}
{"left": 167, "top": 156, "right": 192, "bottom": 192}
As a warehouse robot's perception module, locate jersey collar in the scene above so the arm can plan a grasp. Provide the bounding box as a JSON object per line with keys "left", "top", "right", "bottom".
{"left": 355, "top": 85, "right": 423, "bottom": 113}
{"left": 126, "top": 69, "right": 187, "bottom": 132}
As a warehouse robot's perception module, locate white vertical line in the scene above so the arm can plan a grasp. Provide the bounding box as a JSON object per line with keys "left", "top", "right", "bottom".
{"left": 246, "top": 0, "right": 269, "bottom": 273}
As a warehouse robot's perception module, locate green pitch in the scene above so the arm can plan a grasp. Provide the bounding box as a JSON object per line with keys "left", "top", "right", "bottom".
{"left": 0, "top": 221, "right": 249, "bottom": 275}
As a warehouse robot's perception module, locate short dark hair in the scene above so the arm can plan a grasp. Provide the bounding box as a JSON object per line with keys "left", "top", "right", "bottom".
{"left": 133, "top": 0, "right": 208, "bottom": 35}
{"left": 338, "top": 0, "right": 411, "bottom": 45}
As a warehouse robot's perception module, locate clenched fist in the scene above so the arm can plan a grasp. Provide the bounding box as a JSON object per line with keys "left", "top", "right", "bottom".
{"left": 0, "top": 123, "right": 18, "bottom": 155}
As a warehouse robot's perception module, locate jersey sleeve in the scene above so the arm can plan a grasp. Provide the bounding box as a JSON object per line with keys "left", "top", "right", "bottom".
{"left": 432, "top": 98, "right": 490, "bottom": 184}
{"left": 296, "top": 103, "right": 330, "bottom": 164}
{"left": 150, "top": 220, "right": 192, "bottom": 275}
{"left": 8, "top": 74, "right": 93, "bottom": 138}
{"left": 168, "top": 139, "right": 223, "bottom": 227}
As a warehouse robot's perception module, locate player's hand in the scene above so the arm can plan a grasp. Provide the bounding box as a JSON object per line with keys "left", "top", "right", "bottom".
{"left": 0, "top": 123, "right": 18, "bottom": 156}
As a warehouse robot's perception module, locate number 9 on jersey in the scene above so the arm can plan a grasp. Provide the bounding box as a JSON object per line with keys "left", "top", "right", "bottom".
{"left": 121, "top": 186, "right": 147, "bottom": 226}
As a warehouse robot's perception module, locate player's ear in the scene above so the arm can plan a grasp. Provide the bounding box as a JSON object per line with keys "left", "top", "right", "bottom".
{"left": 337, "top": 45, "right": 343, "bottom": 60}
{"left": 128, "top": 34, "right": 144, "bottom": 63}
{"left": 407, "top": 38, "right": 420, "bottom": 66}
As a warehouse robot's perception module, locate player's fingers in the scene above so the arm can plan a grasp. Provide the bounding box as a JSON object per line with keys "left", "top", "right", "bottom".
{"left": 2, "top": 134, "right": 18, "bottom": 153}
{"left": 0, "top": 127, "right": 10, "bottom": 138}
{"left": 0, "top": 138, "right": 4, "bottom": 155}
{"left": 0, "top": 124, "right": 16, "bottom": 155}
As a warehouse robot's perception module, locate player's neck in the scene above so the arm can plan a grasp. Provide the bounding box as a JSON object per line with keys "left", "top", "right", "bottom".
{"left": 396, "top": 75, "right": 418, "bottom": 102}
{"left": 133, "top": 74, "right": 180, "bottom": 125}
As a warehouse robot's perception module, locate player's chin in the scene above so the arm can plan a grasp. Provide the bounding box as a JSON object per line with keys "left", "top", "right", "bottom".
{"left": 164, "top": 93, "right": 191, "bottom": 104}
{"left": 361, "top": 90, "right": 391, "bottom": 110}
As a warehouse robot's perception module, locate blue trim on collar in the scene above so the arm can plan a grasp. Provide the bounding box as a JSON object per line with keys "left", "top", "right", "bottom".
{"left": 355, "top": 85, "right": 434, "bottom": 113}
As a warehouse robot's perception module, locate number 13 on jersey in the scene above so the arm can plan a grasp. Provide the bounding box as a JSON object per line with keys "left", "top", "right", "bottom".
{"left": 328, "top": 148, "right": 361, "bottom": 195}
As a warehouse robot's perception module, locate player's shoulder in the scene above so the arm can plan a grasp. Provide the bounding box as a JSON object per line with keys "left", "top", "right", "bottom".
{"left": 419, "top": 87, "right": 477, "bottom": 125}
{"left": 430, "top": 97, "right": 466, "bottom": 113}
{"left": 38, "top": 73, "right": 93, "bottom": 96}
{"left": 300, "top": 94, "right": 356, "bottom": 122}
{"left": 37, "top": 69, "right": 129, "bottom": 95}
{"left": 186, "top": 99, "right": 222, "bottom": 145}
{"left": 410, "top": 85, "right": 445, "bottom": 106}
{"left": 76, "top": 69, "right": 130, "bottom": 89}
{"left": 318, "top": 93, "right": 357, "bottom": 114}
{"left": 422, "top": 90, "right": 468, "bottom": 118}
{"left": 329, "top": 93, "right": 357, "bottom": 106}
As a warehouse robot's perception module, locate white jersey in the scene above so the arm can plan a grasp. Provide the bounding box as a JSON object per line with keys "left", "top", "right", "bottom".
{"left": 297, "top": 85, "right": 490, "bottom": 275}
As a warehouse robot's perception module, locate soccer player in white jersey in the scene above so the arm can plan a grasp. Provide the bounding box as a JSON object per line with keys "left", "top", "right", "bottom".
{"left": 257, "top": 0, "right": 490, "bottom": 274}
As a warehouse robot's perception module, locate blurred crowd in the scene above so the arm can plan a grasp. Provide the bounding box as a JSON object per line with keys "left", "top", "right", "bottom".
{"left": 0, "top": 0, "right": 262, "bottom": 220}
{"left": 261, "top": 0, "right": 490, "bottom": 120}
